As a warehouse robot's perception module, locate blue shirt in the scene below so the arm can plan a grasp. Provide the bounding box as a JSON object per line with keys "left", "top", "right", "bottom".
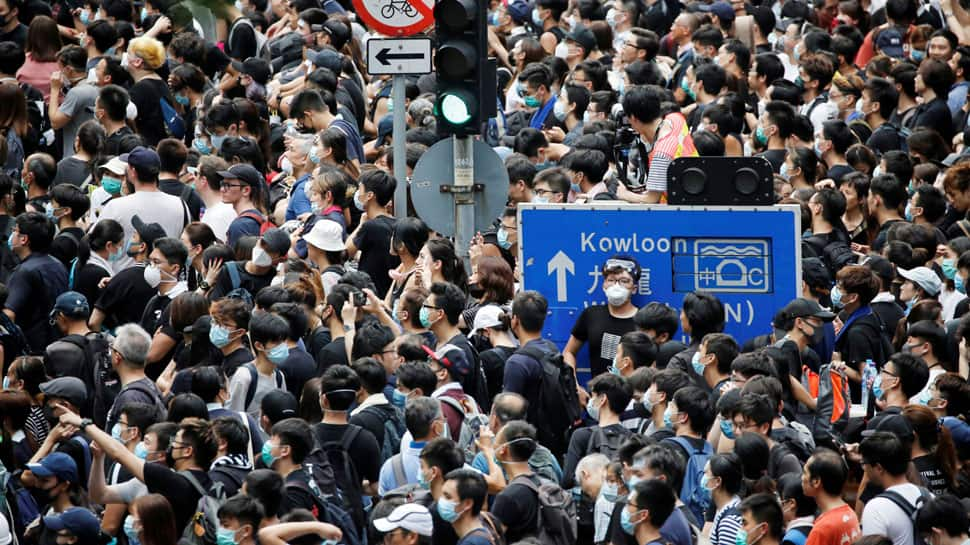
{"left": 378, "top": 440, "right": 425, "bottom": 495}
{"left": 6, "top": 252, "right": 67, "bottom": 350}
{"left": 284, "top": 173, "right": 313, "bottom": 221}
{"left": 226, "top": 208, "right": 263, "bottom": 249}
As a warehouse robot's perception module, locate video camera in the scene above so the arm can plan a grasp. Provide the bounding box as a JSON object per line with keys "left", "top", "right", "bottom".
{"left": 613, "top": 114, "right": 645, "bottom": 192}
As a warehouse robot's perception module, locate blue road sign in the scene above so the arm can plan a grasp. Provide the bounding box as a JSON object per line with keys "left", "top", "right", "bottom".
{"left": 519, "top": 204, "right": 802, "bottom": 385}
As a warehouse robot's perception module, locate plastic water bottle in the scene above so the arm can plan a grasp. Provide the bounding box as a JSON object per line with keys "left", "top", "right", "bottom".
{"left": 861, "top": 359, "right": 876, "bottom": 410}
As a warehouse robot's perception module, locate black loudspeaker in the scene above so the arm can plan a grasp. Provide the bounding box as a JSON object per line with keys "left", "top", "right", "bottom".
{"left": 667, "top": 156, "right": 775, "bottom": 205}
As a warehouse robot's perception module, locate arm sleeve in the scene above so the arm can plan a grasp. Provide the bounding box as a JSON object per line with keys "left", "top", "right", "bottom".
{"left": 570, "top": 308, "right": 591, "bottom": 342}
{"left": 560, "top": 428, "right": 590, "bottom": 489}
{"left": 353, "top": 222, "right": 371, "bottom": 252}
{"left": 502, "top": 356, "right": 528, "bottom": 395}
{"left": 58, "top": 88, "right": 80, "bottom": 117}
{"left": 646, "top": 151, "right": 673, "bottom": 193}
{"left": 861, "top": 499, "right": 890, "bottom": 536}
{"left": 4, "top": 269, "right": 29, "bottom": 314}
{"left": 227, "top": 367, "right": 250, "bottom": 412}
{"left": 353, "top": 428, "right": 383, "bottom": 483}
{"left": 377, "top": 461, "right": 394, "bottom": 496}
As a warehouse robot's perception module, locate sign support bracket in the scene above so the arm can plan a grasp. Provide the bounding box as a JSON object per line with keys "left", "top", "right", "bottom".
{"left": 392, "top": 75, "right": 407, "bottom": 218}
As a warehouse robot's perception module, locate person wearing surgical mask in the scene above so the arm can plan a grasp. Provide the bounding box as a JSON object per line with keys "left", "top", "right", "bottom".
{"left": 563, "top": 255, "right": 641, "bottom": 377}
{"left": 550, "top": 83, "right": 590, "bottom": 146}
{"left": 562, "top": 374, "right": 631, "bottom": 492}
{"left": 736, "top": 494, "right": 785, "bottom": 545}
{"left": 179, "top": 222, "right": 217, "bottom": 291}
{"left": 207, "top": 228, "right": 291, "bottom": 301}
{"left": 138, "top": 237, "right": 189, "bottom": 343}
{"left": 516, "top": 63, "right": 561, "bottom": 131}
{"left": 617, "top": 480, "right": 677, "bottom": 544}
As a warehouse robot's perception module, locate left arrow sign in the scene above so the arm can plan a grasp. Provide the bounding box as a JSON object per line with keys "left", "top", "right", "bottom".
{"left": 375, "top": 48, "right": 425, "bottom": 65}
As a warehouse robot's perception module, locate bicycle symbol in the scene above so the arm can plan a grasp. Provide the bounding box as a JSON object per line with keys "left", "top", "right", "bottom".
{"left": 381, "top": 0, "right": 417, "bottom": 18}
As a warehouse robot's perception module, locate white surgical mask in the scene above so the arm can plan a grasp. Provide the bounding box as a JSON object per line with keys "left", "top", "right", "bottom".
{"left": 251, "top": 246, "right": 273, "bottom": 267}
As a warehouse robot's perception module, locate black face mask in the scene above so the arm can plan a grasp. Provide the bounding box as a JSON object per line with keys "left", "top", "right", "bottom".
{"left": 43, "top": 405, "right": 58, "bottom": 426}
{"left": 28, "top": 484, "right": 58, "bottom": 507}
{"left": 470, "top": 333, "right": 492, "bottom": 354}
{"left": 165, "top": 445, "right": 177, "bottom": 467}
{"left": 468, "top": 283, "right": 485, "bottom": 300}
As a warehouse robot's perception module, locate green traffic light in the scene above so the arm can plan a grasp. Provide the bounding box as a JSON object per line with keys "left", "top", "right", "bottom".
{"left": 441, "top": 93, "right": 472, "bottom": 125}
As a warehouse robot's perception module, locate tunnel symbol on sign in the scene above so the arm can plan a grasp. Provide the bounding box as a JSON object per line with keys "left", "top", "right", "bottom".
{"left": 694, "top": 239, "right": 770, "bottom": 293}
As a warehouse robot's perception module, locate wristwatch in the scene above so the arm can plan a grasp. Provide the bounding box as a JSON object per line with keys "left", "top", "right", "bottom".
{"left": 199, "top": 279, "right": 211, "bottom": 290}
{"left": 79, "top": 418, "right": 93, "bottom": 429}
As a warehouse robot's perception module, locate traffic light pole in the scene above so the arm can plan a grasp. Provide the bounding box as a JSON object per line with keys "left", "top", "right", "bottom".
{"left": 392, "top": 75, "right": 407, "bottom": 218}
{"left": 453, "top": 135, "right": 475, "bottom": 274}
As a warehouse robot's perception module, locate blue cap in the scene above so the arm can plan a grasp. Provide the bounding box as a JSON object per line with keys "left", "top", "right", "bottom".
{"left": 43, "top": 507, "right": 101, "bottom": 542}
{"left": 27, "top": 452, "right": 78, "bottom": 482}
{"left": 120, "top": 146, "right": 161, "bottom": 171}
{"left": 51, "top": 291, "right": 90, "bottom": 319}
{"left": 507, "top": 1, "right": 530, "bottom": 24}
{"left": 699, "top": 1, "right": 735, "bottom": 21}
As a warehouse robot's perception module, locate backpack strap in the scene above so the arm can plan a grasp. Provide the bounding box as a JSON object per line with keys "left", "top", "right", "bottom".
{"left": 341, "top": 424, "right": 362, "bottom": 452}
{"left": 877, "top": 488, "right": 930, "bottom": 517}
{"left": 238, "top": 410, "right": 254, "bottom": 464}
{"left": 244, "top": 362, "right": 259, "bottom": 409}
{"left": 70, "top": 435, "right": 91, "bottom": 477}
{"left": 178, "top": 470, "right": 209, "bottom": 497}
{"left": 180, "top": 183, "right": 193, "bottom": 202}
{"left": 226, "top": 261, "right": 242, "bottom": 291}
{"left": 390, "top": 454, "right": 407, "bottom": 487}
{"left": 957, "top": 219, "right": 970, "bottom": 239}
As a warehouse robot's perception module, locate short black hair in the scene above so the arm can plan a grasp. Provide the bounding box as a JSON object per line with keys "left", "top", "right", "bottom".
{"left": 351, "top": 357, "right": 386, "bottom": 395}
{"left": 98, "top": 85, "right": 130, "bottom": 122}
{"left": 740, "top": 493, "right": 784, "bottom": 539}
{"left": 419, "top": 437, "right": 464, "bottom": 476}
{"left": 217, "top": 494, "right": 265, "bottom": 531}
{"left": 920, "top": 59, "right": 956, "bottom": 98}
{"left": 622, "top": 85, "right": 661, "bottom": 125}
{"left": 731, "top": 351, "right": 777, "bottom": 380}
{"left": 859, "top": 430, "right": 909, "bottom": 475}
{"left": 682, "top": 291, "right": 725, "bottom": 340}
{"left": 505, "top": 153, "right": 537, "bottom": 189}
{"left": 631, "top": 479, "right": 676, "bottom": 529}
{"left": 654, "top": 368, "right": 692, "bottom": 403}
{"left": 588, "top": 373, "right": 633, "bottom": 414}
{"left": 269, "top": 302, "right": 308, "bottom": 341}
{"left": 270, "top": 417, "right": 314, "bottom": 464}
{"left": 319, "top": 362, "right": 360, "bottom": 411}
{"left": 619, "top": 331, "right": 656, "bottom": 368}
{"left": 249, "top": 310, "right": 290, "bottom": 348}
{"left": 497, "top": 420, "right": 537, "bottom": 461}
{"left": 869, "top": 173, "right": 908, "bottom": 210}
{"left": 634, "top": 302, "right": 679, "bottom": 337}
{"left": 702, "top": 333, "right": 739, "bottom": 374}
{"left": 359, "top": 168, "right": 397, "bottom": 207}
{"left": 917, "top": 494, "right": 970, "bottom": 537}
{"left": 16, "top": 212, "right": 55, "bottom": 253}
{"left": 50, "top": 184, "right": 90, "bottom": 221}
{"left": 350, "top": 322, "right": 395, "bottom": 360}
{"left": 211, "top": 416, "right": 249, "bottom": 456}
{"left": 631, "top": 443, "right": 685, "bottom": 491}
{"left": 396, "top": 361, "right": 438, "bottom": 396}
{"left": 806, "top": 447, "right": 848, "bottom": 495}
{"left": 864, "top": 77, "right": 898, "bottom": 120}
{"left": 0, "top": 41, "right": 24, "bottom": 76}
{"left": 152, "top": 237, "right": 189, "bottom": 273}
{"left": 429, "top": 282, "right": 465, "bottom": 326}
{"left": 887, "top": 352, "right": 930, "bottom": 399}
{"left": 754, "top": 53, "right": 784, "bottom": 84}
{"left": 444, "top": 468, "right": 487, "bottom": 516}
{"left": 821, "top": 119, "right": 856, "bottom": 155}
{"left": 511, "top": 290, "right": 547, "bottom": 332}
{"left": 673, "top": 386, "right": 714, "bottom": 434}
{"left": 561, "top": 148, "right": 608, "bottom": 184}
{"left": 243, "top": 469, "right": 283, "bottom": 519}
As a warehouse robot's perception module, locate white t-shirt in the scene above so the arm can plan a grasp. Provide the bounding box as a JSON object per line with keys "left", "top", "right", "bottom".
{"left": 201, "top": 201, "right": 237, "bottom": 243}
{"left": 861, "top": 483, "right": 929, "bottom": 545}
{"left": 99, "top": 190, "right": 190, "bottom": 272}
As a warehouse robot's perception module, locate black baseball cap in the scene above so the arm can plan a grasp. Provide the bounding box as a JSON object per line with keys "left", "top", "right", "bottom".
{"left": 261, "top": 390, "right": 298, "bottom": 424}
{"left": 131, "top": 215, "right": 167, "bottom": 252}
{"left": 780, "top": 298, "right": 836, "bottom": 322}
{"left": 217, "top": 164, "right": 264, "bottom": 190}
{"left": 232, "top": 58, "right": 272, "bottom": 85}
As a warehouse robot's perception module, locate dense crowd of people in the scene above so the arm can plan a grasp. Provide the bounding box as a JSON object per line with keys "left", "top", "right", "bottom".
{"left": 2, "top": 0, "right": 970, "bottom": 543}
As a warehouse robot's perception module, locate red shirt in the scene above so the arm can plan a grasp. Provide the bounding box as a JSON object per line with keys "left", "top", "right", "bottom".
{"left": 806, "top": 504, "right": 861, "bottom": 545}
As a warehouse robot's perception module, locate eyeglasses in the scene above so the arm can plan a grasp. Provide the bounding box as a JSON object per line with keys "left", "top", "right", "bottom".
{"left": 534, "top": 188, "right": 562, "bottom": 196}
{"left": 422, "top": 304, "right": 440, "bottom": 310}
{"left": 604, "top": 277, "right": 635, "bottom": 287}
{"left": 221, "top": 183, "right": 244, "bottom": 190}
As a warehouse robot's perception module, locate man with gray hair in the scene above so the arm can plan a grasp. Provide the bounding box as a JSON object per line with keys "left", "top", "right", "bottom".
{"left": 105, "top": 323, "right": 167, "bottom": 429}
{"left": 378, "top": 395, "right": 446, "bottom": 495}
{"left": 470, "top": 392, "right": 563, "bottom": 484}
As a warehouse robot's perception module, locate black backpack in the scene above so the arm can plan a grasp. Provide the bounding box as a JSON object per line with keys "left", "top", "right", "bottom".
{"left": 284, "top": 478, "right": 364, "bottom": 545}
{"left": 359, "top": 404, "right": 406, "bottom": 463}
{"left": 876, "top": 487, "right": 933, "bottom": 545}
{"left": 821, "top": 237, "right": 856, "bottom": 277}
{"left": 317, "top": 424, "right": 367, "bottom": 534}
{"left": 514, "top": 343, "right": 582, "bottom": 459}
{"left": 584, "top": 425, "right": 633, "bottom": 458}
{"left": 86, "top": 332, "right": 118, "bottom": 428}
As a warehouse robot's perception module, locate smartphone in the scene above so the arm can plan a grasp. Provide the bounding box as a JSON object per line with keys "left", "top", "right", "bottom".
{"left": 353, "top": 290, "right": 366, "bottom": 307}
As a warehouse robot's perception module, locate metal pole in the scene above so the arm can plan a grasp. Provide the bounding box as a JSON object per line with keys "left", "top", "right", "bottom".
{"left": 392, "top": 75, "right": 407, "bottom": 218}
{"left": 453, "top": 135, "right": 475, "bottom": 274}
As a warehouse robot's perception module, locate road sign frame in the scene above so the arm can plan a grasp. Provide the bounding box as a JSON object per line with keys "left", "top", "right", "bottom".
{"left": 366, "top": 38, "right": 432, "bottom": 75}
{"left": 517, "top": 202, "right": 802, "bottom": 384}
{"left": 352, "top": 0, "right": 432, "bottom": 36}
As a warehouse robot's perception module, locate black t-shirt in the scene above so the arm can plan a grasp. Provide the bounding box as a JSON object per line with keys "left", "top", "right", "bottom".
{"left": 221, "top": 346, "right": 256, "bottom": 380}
{"left": 491, "top": 474, "right": 541, "bottom": 543}
{"left": 910, "top": 97, "right": 954, "bottom": 142}
{"left": 0, "top": 24, "right": 26, "bottom": 48}
{"left": 128, "top": 77, "right": 174, "bottom": 147}
{"left": 311, "top": 422, "right": 381, "bottom": 482}
{"left": 143, "top": 463, "right": 212, "bottom": 534}
{"left": 49, "top": 228, "right": 84, "bottom": 270}
{"left": 159, "top": 178, "right": 204, "bottom": 221}
{"left": 104, "top": 126, "right": 135, "bottom": 156}
{"left": 570, "top": 305, "right": 637, "bottom": 377}
{"left": 6, "top": 252, "right": 68, "bottom": 352}
{"left": 304, "top": 325, "right": 331, "bottom": 358}
{"left": 836, "top": 311, "right": 890, "bottom": 402}
{"left": 280, "top": 468, "right": 318, "bottom": 515}
{"left": 208, "top": 261, "right": 276, "bottom": 301}
{"left": 74, "top": 263, "right": 111, "bottom": 308}
{"left": 316, "top": 336, "right": 348, "bottom": 373}
{"left": 826, "top": 164, "right": 855, "bottom": 184}
{"left": 349, "top": 402, "right": 397, "bottom": 450}
{"left": 756, "top": 149, "right": 786, "bottom": 173}
{"left": 278, "top": 346, "right": 316, "bottom": 397}
{"left": 480, "top": 345, "right": 516, "bottom": 401}
{"left": 140, "top": 291, "right": 175, "bottom": 336}
{"left": 657, "top": 340, "right": 688, "bottom": 369}
{"left": 209, "top": 464, "right": 248, "bottom": 499}
{"left": 353, "top": 215, "right": 400, "bottom": 298}
{"left": 913, "top": 454, "right": 950, "bottom": 495}
{"left": 872, "top": 218, "right": 904, "bottom": 253}
{"left": 338, "top": 78, "right": 366, "bottom": 131}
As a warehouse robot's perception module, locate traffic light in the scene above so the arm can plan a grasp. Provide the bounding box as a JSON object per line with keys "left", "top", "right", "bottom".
{"left": 433, "top": 0, "right": 495, "bottom": 136}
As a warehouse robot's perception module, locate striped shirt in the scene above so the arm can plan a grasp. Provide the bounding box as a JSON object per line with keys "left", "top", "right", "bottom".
{"left": 711, "top": 496, "right": 743, "bottom": 545}
{"left": 646, "top": 112, "right": 698, "bottom": 193}
{"left": 25, "top": 406, "right": 49, "bottom": 446}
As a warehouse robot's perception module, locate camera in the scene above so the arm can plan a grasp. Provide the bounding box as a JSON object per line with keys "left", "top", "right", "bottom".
{"left": 613, "top": 117, "right": 645, "bottom": 191}
{"left": 353, "top": 290, "right": 367, "bottom": 307}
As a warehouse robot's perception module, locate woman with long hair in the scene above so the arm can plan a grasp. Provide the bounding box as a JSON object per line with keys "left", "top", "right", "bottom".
{"left": 130, "top": 494, "right": 178, "bottom": 545}
{"left": 417, "top": 238, "right": 469, "bottom": 292}
{"left": 0, "top": 83, "right": 28, "bottom": 181}
{"left": 4, "top": 356, "right": 49, "bottom": 449}
{"left": 904, "top": 404, "right": 959, "bottom": 496}
{"left": 781, "top": 147, "right": 819, "bottom": 192}
{"left": 385, "top": 217, "right": 430, "bottom": 308}
{"left": 316, "top": 127, "right": 360, "bottom": 180}
{"left": 54, "top": 120, "right": 106, "bottom": 187}
{"left": 461, "top": 256, "right": 515, "bottom": 329}
{"left": 16, "top": 16, "right": 61, "bottom": 99}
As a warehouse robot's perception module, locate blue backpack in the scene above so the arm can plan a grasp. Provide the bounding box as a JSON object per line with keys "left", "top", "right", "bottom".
{"left": 159, "top": 96, "right": 186, "bottom": 139}
{"left": 665, "top": 436, "right": 713, "bottom": 524}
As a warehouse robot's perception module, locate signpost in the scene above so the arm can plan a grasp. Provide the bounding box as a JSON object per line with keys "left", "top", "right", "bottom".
{"left": 519, "top": 203, "right": 801, "bottom": 385}
{"left": 351, "top": 0, "right": 432, "bottom": 36}
{"left": 362, "top": 37, "right": 431, "bottom": 218}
